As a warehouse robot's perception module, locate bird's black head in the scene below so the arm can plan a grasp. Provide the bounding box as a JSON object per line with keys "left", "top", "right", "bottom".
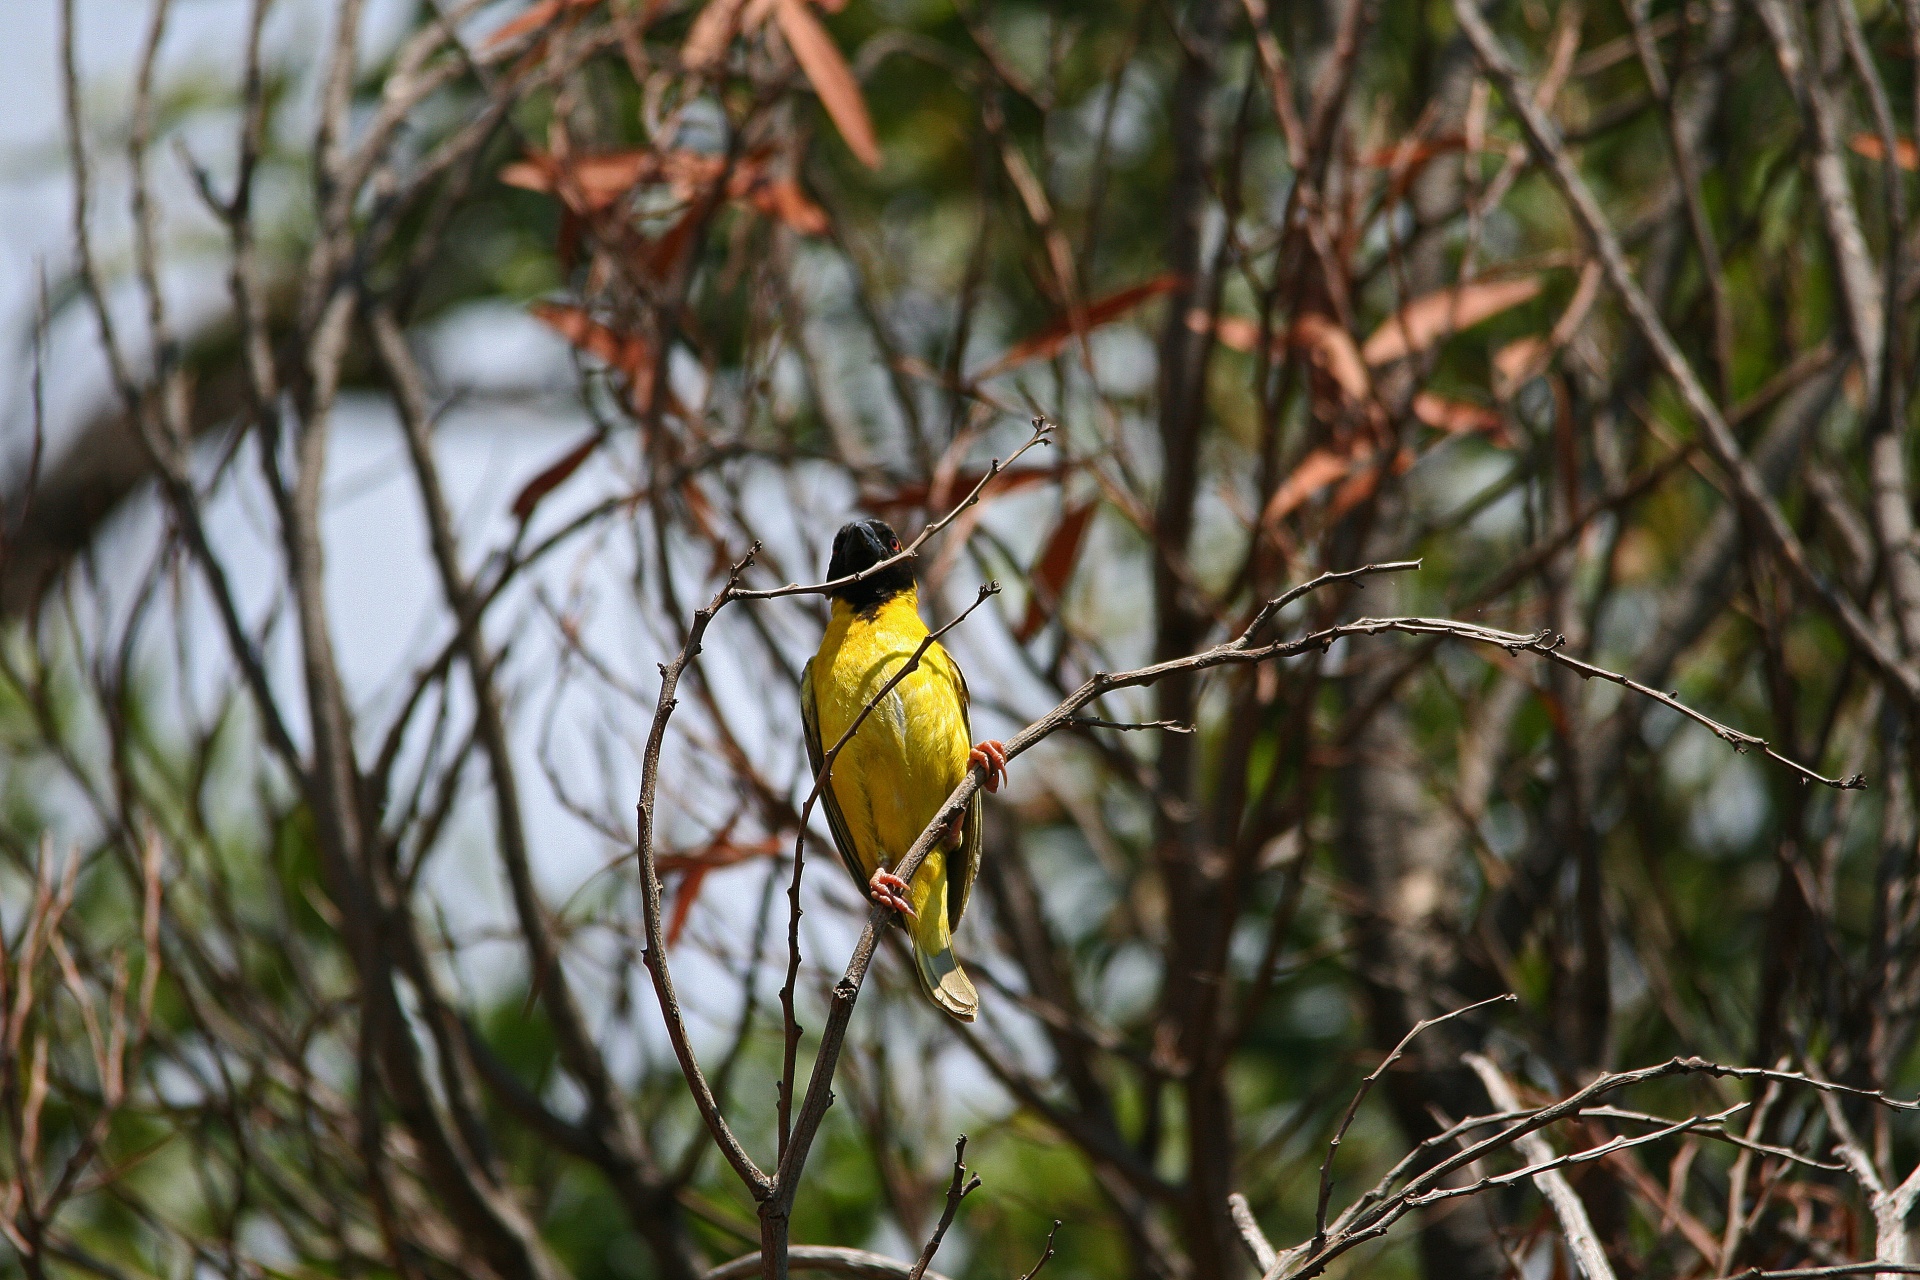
{"left": 826, "top": 518, "right": 915, "bottom": 612}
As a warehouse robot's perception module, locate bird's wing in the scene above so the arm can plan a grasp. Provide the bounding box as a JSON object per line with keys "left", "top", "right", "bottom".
{"left": 799, "top": 656, "right": 872, "bottom": 892}
{"left": 948, "top": 654, "right": 983, "bottom": 929}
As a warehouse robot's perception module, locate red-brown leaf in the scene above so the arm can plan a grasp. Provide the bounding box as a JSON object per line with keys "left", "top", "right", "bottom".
{"left": 744, "top": 177, "right": 830, "bottom": 235}
{"left": 1194, "top": 309, "right": 1371, "bottom": 402}
{"left": 1361, "top": 133, "right": 1466, "bottom": 169}
{"left": 1016, "top": 501, "right": 1098, "bottom": 642}
{"left": 665, "top": 866, "right": 708, "bottom": 946}
{"left": 486, "top": 0, "right": 602, "bottom": 47}
{"left": 682, "top": 0, "right": 750, "bottom": 69}
{"left": 1326, "top": 447, "right": 1413, "bottom": 522}
{"left": 641, "top": 205, "right": 704, "bottom": 281}
{"left": 531, "top": 303, "right": 648, "bottom": 377}
{"left": 775, "top": 0, "right": 882, "bottom": 169}
{"left": 859, "top": 466, "right": 1057, "bottom": 515}
{"left": 1261, "top": 447, "right": 1352, "bottom": 528}
{"left": 511, "top": 431, "right": 604, "bottom": 523}
{"left": 656, "top": 836, "right": 785, "bottom": 875}
{"left": 1850, "top": 132, "right": 1920, "bottom": 170}
{"left": 977, "top": 275, "right": 1182, "bottom": 380}
{"left": 1205, "top": 313, "right": 1264, "bottom": 353}
{"left": 1362, "top": 276, "right": 1542, "bottom": 366}
{"left": 1492, "top": 335, "right": 1551, "bottom": 398}
{"left": 531, "top": 302, "right": 661, "bottom": 415}
{"left": 1291, "top": 313, "right": 1371, "bottom": 402}
{"left": 1412, "top": 392, "right": 1506, "bottom": 439}
{"left": 500, "top": 150, "right": 660, "bottom": 214}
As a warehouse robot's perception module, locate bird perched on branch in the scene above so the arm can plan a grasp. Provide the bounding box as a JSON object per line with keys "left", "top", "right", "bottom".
{"left": 801, "top": 518, "right": 1008, "bottom": 1022}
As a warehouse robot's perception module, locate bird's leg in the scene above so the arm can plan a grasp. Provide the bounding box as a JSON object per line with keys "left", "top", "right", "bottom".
{"left": 868, "top": 867, "right": 917, "bottom": 921}
{"left": 968, "top": 739, "right": 1009, "bottom": 793}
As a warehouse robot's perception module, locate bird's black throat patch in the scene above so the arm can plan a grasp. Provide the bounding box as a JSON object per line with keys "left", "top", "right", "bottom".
{"left": 826, "top": 518, "right": 915, "bottom": 612}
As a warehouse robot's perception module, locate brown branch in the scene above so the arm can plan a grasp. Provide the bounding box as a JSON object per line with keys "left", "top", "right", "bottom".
{"left": 1465, "top": 1054, "right": 1622, "bottom": 1280}
{"left": 1310, "top": 995, "right": 1515, "bottom": 1251}
{"left": 636, "top": 550, "right": 773, "bottom": 1202}
{"left": 1451, "top": 0, "right": 1920, "bottom": 712}
{"left": 1016, "top": 1221, "right": 1063, "bottom": 1280}
{"left": 371, "top": 305, "right": 701, "bottom": 1279}
{"left": 907, "top": 1137, "right": 979, "bottom": 1280}
{"left": 703, "top": 1248, "right": 953, "bottom": 1280}
{"left": 735, "top": 417, "right": 1054, "bottom": 599}
{"left": 1282, "top": 1053, "right": 1918, "bottom": 1280}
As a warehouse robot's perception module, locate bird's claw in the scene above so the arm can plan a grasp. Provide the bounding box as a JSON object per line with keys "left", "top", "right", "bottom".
{"left": 968, "top": 739, "right": 1009, "bottom": 793}
{"left": 869, "top": 869, "right": 916, "bottom": 921}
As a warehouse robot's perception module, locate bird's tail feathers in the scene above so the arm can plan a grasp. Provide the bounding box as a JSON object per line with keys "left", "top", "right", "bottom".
{"left": 912, "top": 940, "right": 978, "bottom": 1022}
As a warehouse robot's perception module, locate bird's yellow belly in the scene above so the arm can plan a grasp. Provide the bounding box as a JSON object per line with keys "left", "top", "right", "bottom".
{"left": 813, "top": 613, "right": 971, "bottom": 891}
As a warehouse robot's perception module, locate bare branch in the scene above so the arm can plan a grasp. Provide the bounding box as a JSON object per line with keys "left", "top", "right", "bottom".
{"left": 735, "top": 418, "right": 1055, "bottom": 600}
{"left": 907, "top": 1137, "right": 979, "bottom": 1280}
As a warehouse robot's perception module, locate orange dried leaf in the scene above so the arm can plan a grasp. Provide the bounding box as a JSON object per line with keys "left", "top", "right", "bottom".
{"left": 1362, "top": 276, "right": 1542, "bottom": 366}
{"left": 1850, "top": 133, "right": 1920, "bottom": 170}
{"left": 682, "top": 0, "right": 750, "bottom": 69}
{"left": 1493, "top": 335, "right": 1552, "bottom": 397}
{"left": 1325, "top": 447, "right": 1414, "bottom": 523}
{"left": 531, "top": 302, "right": 659, "bottom": 414}
{"left": 511, "top": 431, "right": 603, "bottom": 523}
{"left": 1412, "top": 392, "right": 1505, "bottom": 437}
{"left": 1290, "top": 314, "right": 1371, "bottom": 402}
{"left": 531, "top": 303, "right": 648, "bottom": 377}
{"left": 860, "top": 466, "right": 1056, "bottom": 514}
{"left": 485, "top": 0, "right": 566, "bottom": 48}
{"left": 665, "top": 866, "right": 709, "bottom": 946}
{"left": 500, "top": 149, "right": 660, "bottom": 214}
{"left": 1211, "top": 314, "right": 1263, "bottom": 352}
{"left": 977, "top": 275, "right": 1182, "bottom": 380}
{"left": 1261, "top": 447, "right": 1352, "bottom": 527}
{"left": 1188, "top": 309, "right": 1262, "bottom": 352}
{"left": 498, "top": 156, "right": 558, "bottom": 193}
{"left": 656, "top": 836, "right": 785, "bottom": 875}
{"left": 1191, "top": 309, "right": 1369, "bottom": 401}
{"left": 775, "top": 0, "right": 882, "bottom": 169}
{"left": 565, "top": 151, "right": 660, "bottom": 209}
{"left": 1016, "top": 501, "right": 1098, "bottom": 642}
{"left": 746, "top": 178, "right": 830, "bottom": 235}
{"left": 1361, "top": 133, "right": 1466, "bottom": 169}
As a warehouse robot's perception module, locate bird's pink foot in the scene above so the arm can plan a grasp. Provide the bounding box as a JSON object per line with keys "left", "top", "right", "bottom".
{"left": 868, "top": 869, "right": 916, "bottom": 921}
{"left": 969, "top": 739, "right": 1009, "bottom": 793}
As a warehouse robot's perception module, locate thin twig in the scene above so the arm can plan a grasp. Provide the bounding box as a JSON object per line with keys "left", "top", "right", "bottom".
{"left": 1465, "top": 1054, "right": 1622, "bottom": 1280}
{"left": 907, "top": 1137, "right": 979, "bottom": 1280}
{"left": 735, "top": 418, "right": 1054, "bottom": 599}
{"left": 1310, "top": 995, "right": 1515, "bottom": 1250}
{"left": 1016, "top": 1221, "right": 1063, "bottom": 1280}
{"left": 636, "top": 549, "right": 774, "bottom": 1202}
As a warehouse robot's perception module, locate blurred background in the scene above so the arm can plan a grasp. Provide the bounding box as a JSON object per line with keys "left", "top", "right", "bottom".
{"left": 5, "top": 2, "right": 1920, "bottom": 1278}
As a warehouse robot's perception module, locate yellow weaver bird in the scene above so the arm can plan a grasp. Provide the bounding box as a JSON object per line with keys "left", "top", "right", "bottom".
{"left": 801, "top": 519, "right": 1007, "bottom": 1022}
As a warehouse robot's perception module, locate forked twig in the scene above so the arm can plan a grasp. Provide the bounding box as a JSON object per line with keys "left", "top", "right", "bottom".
{"left": 1310, "top": 995, "right": 1515, "bottom": 1251}
{"left": 907, "top": 1137, "right": 980, "bottom": 1280}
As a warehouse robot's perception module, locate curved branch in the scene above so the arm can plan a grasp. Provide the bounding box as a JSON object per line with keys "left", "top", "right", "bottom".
{"left": 703, "top": 1247, "right": 951, "bottom": 1280}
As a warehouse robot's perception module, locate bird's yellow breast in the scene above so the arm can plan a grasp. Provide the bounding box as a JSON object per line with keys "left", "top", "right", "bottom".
{"left": 809, "top": 590, "right": 971, "bottom": 892}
